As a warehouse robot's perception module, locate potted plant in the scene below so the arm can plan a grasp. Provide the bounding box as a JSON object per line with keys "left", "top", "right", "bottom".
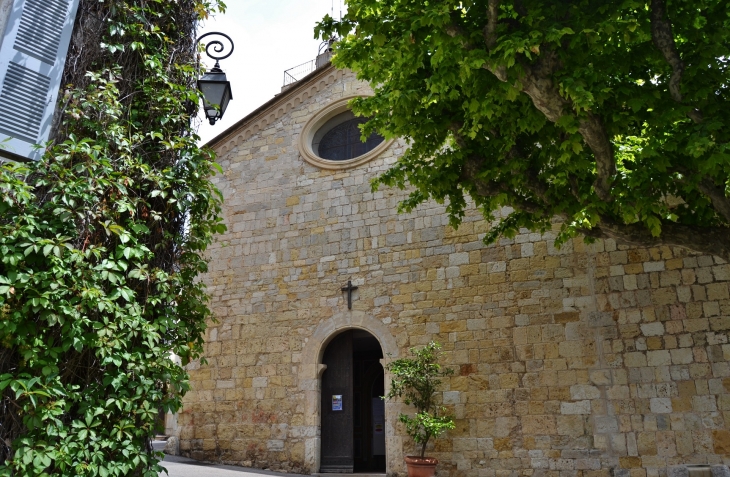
{"left": 385, "top": 341, "right": 455, "bottom": 477}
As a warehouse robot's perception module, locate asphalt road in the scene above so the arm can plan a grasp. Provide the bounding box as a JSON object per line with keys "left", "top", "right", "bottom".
{"left": 159, "top": 457, "right": 269, "bottom": 477}
{"left": 154, "top": 443, "right": 306, "bottom": 477}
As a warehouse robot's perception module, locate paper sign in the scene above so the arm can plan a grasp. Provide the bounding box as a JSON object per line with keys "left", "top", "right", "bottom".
{"left": 332, "top": 395, "right": 343, "bottom": 411}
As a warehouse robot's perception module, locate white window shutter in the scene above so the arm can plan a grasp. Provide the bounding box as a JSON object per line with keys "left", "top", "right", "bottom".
{"left": 0, "top": 0, "right": 80, "bottom": 161}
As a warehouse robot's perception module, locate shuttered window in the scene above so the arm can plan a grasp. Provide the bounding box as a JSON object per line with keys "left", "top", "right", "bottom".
{"left": 0, "top": 0, "right": 80, "bottom": 161}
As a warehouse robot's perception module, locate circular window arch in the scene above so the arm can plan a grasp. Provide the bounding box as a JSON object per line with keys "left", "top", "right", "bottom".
{"left": 298, "top": 95, "right": 395, "bottom": 170}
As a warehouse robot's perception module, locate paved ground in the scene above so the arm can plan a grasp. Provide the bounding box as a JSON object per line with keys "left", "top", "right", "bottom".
{"left": 154, "top": 442, "right": 306, "bottom": 477}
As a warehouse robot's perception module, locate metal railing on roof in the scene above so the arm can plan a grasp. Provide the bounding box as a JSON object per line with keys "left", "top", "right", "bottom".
{"left": 283, "top": 59, "right": 316, "bottom": 87}
{"left": 282, "top": 39, "right": 336, "bottom": 88}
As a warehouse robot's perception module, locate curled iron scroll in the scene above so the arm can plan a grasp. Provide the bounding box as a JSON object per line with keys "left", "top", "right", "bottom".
{"left": 197, "top": 32, "right": 234, "bottom": 62}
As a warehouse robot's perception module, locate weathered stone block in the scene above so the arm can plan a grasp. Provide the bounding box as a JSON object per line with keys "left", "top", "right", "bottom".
{"left": 561, "top": 401, "right": 591, "bottom": 415}
{"left": 647, "top": 350, "right": 671, "bottom": 367}
{"left": 593, "top": 416, "right": 619, "bottom": 433}
{"left": 711, "top": 466, "right": 730, "bottom": 477}
{"left": 644, "top": 262, "right": 666, "bottom": 272}
{"left": 641, "top": 322, "right": 665, "bottom": 337}
{"left": 668, "top": 466, "right": 689, "bottom": 477}
{"left": 522, "top": 415, "right": 557, "bottom": 435}
{"left": 649, "top": 398, "right": 672, "bottom": 414}
{"left": 570, "top": 385, "right": 601, "bottom": 400}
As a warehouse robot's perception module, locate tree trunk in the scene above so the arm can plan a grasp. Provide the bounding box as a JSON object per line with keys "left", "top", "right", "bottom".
{"left": 583, "top": 220, "right": 730, "bottom": 263}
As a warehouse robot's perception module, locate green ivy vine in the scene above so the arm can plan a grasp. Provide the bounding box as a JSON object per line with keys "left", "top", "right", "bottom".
{"left": 0, "top": 1, "right": 226, "bottom": 475}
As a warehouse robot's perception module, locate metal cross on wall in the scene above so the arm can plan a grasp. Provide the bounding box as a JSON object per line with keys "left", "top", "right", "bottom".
{"left": 341, "top": 280, "right": 359, "bottom": 310}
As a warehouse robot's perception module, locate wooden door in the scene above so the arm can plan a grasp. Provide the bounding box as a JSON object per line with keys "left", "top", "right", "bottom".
{"left": 320, "top": 331, "right": 354, "bottom": 473}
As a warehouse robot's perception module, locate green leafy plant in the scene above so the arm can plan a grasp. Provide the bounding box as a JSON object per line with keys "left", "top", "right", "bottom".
{"left": 0, "top": 1, "right": 226, "bottom": 476}
{"left": 385, "top": 342, "right": 455, "bottom": 459}
{"left": 317, "top": 0, "right": 730, "bottom": 261}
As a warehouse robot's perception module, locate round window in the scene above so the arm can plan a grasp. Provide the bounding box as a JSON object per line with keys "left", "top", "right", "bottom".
{"left": 312, "top": 111, "right": 385, "bottom": 161}
{"left": 298, "top": 95, "right": 395, "bottom": 170}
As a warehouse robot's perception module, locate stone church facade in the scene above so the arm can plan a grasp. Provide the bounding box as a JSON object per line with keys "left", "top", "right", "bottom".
{"left": 175, "top": 63, "right": 730, "bottom": 477}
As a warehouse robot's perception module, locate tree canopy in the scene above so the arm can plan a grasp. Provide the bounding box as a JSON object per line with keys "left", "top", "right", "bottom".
{"left": 317, "top": 0, "right": 730, "bottom": 260}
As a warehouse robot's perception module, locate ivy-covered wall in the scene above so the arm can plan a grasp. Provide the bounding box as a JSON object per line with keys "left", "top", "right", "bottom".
{"left": 0, "top": 1, "right": 226, "bottom": 476}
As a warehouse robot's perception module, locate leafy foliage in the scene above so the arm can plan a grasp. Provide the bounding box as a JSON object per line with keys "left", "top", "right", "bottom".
{"left": 0, "top": 1, "right": 226, "bottom": 475}
{"left": 385, "top": 342, "right": 455, "bottom": 458}
{"left": 317, "top": 0, "right": 730, "bottom": 260}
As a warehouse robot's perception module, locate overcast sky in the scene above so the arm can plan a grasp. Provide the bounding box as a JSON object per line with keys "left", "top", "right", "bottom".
{"left": 196, "top": 0, "right": 344, "bottom": 145}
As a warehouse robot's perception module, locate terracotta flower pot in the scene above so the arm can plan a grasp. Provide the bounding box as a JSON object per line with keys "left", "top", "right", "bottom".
{"left": 404, "top": 455, "right": 439, "bottom": 477}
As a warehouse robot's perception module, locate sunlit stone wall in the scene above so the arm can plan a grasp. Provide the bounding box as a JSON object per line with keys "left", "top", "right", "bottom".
{"left": 177, "top": 66, "right": 730, "bottom": 477}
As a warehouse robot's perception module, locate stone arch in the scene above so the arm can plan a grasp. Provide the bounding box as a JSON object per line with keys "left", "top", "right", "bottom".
{"left": 298, "top": 311, "right": 401, "bottom": 474}
{"left": 301, "top": 311, "right": 399, "bottom": 371}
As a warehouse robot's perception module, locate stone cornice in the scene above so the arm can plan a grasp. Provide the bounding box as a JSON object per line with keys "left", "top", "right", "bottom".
{"left": 206, "top": 64, "right": 346, "bottom": 156}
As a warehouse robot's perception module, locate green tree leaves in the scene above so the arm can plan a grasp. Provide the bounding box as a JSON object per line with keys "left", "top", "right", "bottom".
{"left": 317, "top": 0, "right": 730, "bottom": 260}
{"left": 0, "top": 0, "right": 225, "bottom": 475}
{"left": 385, "top": 342, "right": 455, "bottom": 458}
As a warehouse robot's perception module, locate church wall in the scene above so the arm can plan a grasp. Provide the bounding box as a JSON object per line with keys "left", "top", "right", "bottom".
{"left": 178, "top": 67, "right": 730, "bottom": 477}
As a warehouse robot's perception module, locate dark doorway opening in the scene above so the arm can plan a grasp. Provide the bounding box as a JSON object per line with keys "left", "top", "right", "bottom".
{"left": 353, "top": 331, "right": 386, "bottom": 473}
{"left": 321, "top": 330, "right": 386, "bottom": 474}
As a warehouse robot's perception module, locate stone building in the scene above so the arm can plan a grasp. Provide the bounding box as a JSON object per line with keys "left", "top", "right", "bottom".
{"left": 175, "top": 59, "right": 730, "bottom": 477}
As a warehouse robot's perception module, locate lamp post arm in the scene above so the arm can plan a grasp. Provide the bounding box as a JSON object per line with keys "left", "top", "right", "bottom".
{"left": 196, "top": 32, "right": 235, "bottom": 65}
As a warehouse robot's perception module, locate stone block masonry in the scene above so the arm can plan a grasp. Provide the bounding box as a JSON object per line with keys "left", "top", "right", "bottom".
{"left": 177, "top": 66, "right": 730, "bottom": 477}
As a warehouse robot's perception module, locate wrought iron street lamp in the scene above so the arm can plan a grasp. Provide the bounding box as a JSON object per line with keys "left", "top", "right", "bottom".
{"left": 197, "top": 32, "right": 234, "bottom": 126}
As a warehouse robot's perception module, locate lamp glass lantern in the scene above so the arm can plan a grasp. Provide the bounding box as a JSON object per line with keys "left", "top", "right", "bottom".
{"left": 196, "top": 32, "right": 235, "bottom": 126}
{"left": 198, "top": 64, "right": 232, "bottom": 125}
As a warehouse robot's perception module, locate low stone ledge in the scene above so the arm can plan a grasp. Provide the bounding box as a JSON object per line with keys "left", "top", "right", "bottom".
{"left": 669, "top": 465, "right": 730, "bottom": 477}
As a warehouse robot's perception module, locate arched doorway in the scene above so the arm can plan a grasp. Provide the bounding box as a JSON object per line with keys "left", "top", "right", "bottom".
{"left": 320, "top": 329, "right": 386, "bottom": 473}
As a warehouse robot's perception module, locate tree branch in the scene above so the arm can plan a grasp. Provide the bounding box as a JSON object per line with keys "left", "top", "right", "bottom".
{"left": 674, "top": 167, "right": 730, "bottom": 224}
{"left": 452, "top": 9, "right": 618, "bottom": 201}
{"left": 484, "top": 0, "right": 500, "bottom": 50}
{"left": 577, "top": 114, "right": 616, "bottom": 201}
{"left": 583, "top": 219, "right": 730, "bottom": 262}
{"left": 696, "top": 178, "right": 730, "bottom": 224}
{"left": 449, "top": 122, "right": 467, "bottom": 148}
{"left": 650, "top": 0, "right": 703, "bottom": 123}
{"left": 486, "top": 51, "right": 617, "bottom": 202}
{"left": 650, "top": 0, "right": 683, "bottom": 103}
{"left": 522, "top": 168, "right": 549, "bottom": 203}
{"left": 504, "top": 146, "right": 550, "bottom": 202}
{"left": 461, "top": 154, "right": 545, "bottom": 215}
